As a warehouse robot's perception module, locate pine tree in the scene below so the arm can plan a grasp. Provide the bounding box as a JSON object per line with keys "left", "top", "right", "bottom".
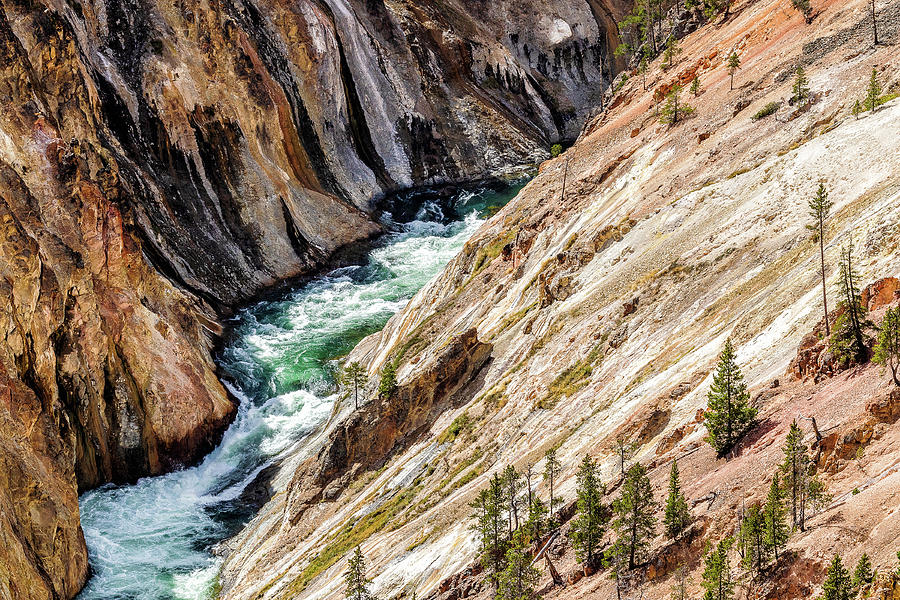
{"left": 763, "top": 474, "right": 789, "bottom": 562}
{"left": 852, "top": 553, "right": 874, "bottom": 592}
{"left": 639, "top": 55, "right": 650, "bottom": 91}
{"left": 823, "top": 554, "right": 852, "bottom": 600}
{"left": 614, "top": 436, "right": 637, "bottom": 478}
{"left": 341, "top": 362, "right": 369, "bottom": 410}
{"left": 671, "top": 564, "right": 690, "bottom": 600}
{"left": 792, "top": 64, "right": 810, "bottom": 105}
{"left": 526, "top": 496, "right": 549, "bottom": 542}
{"left": 869, "top": 0, "right": 879, "bottom": 45}
{"left": 502, "top": 465, "right": 523, "bottom": 533}
{"left": 470, "top": 475, "right": 509, "bottom": 590}
{"left": 498, "top": 529, "right": 540, "bottom": 600}
{"left": 830, "top": 244, "right": 871, "bottom": 366}
{"left": 777, "top": 420, "right": 830, "bottom": 532}
{"left": 791, "top": 0, "right": 813, "bottom": 22}
{"left": 701, "top": 537, "right": 735, "bottom": 600}
{"left": 779, "top": 421, "right": 809, "bottom": 531}
{"left": 664, "top": 459, "right": 691, "bottom": 539}
{"left": 727, "top": 51, "right": 741, "bottom": 90}
{"left": 866, "top": 67, "right": 881, "bottom": 113}
{"left": 704, "top": 338, "right": 757, "bottom": 455}
{"left": 570, "top": 455, "right": 607, "bottom": 568}
{"left": 663, "top": 37, "right": 683, "bottom": 70}
{"left": 690, "top": 74, "right": 701, "bottom": 96}
{"left": 609, "top": 540, "right": 630, "bottom": 600}
{"left": 544, "top": 447, "right": 561, "bottom": 519}
{"left": 613, "top": 463, "right": 657, "bottom": 569}
{"left": 523, "top": 462, "right": 535, "bottom": 510}
{"left": 874, "top": 306, "right": 900, "bottom": 386}
{"left": 852, "top": 99, "right": 862, "bottom": 119}
{"left": 739, "top": 503, "right": 769, "bottom": 574}
{"left": 807, "top": 183, "right": 833, "bottom": 336}
{"left": 345, "top": 546, "right": 375, "bottom": 600}
{"left": 660, "top": 84, "right": 694, "bottom": 125}
{"left": 377, "top": 362, "right": 397, "bottom": 398}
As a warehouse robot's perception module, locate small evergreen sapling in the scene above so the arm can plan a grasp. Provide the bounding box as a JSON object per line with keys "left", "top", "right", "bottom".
{"left": 502, "top": 465, "right": 523, "bottom": 533}
{"left": 830, "top": 244, "right": 871, "bottom": 366}
{"left": 671, "top": 564, "right": 690, "bottom": 600}
{"left": 663, "top": 37, "right": 683, "bottom": 70}
{"left": 613, "top": 463, "right": 657, "bottom": 569}
{"left": 378, "top": 362, "right": 398, "bottom": 398}
{"left": 852, "top": 99, "right": 863, "bottom": 119}
{"left": 727, "top": 51, "right": 741, "bottom": 90}
{"left": 690, "top": 74, "right": 702, "bottom": 96}
{"left": 739, "top": 503, "right": 768, "bottom": 574}
{"left": 792, "top": 64, "right": 810, "bottom": 106}
{"left": 470, "top": 475, "right": 509, "bottom": 590}
{"left": 526, "top": 496, "right": 549, "bottom": 542}
{"left": 866, "top": 67, "right": 881, "bottom": 112}
{"left": 664, "top": 459, "right": 691, "bottom": 539}
{"left": 807, "top": 183, "right": 833, "bottom": 336}
{"left": 779, "top": 421, "right": 809, "bottom": 530}
{"left": 544, "top": 447, "right": 561, "bottom": 518}
{"left": 874, "top": 306, "right": 900, "bottom": 385}
{"left": 704, "top": 338, "right": 757, "bottom": 455}
{"left": 660, "top": 84, "right": 694, "bottom": 125}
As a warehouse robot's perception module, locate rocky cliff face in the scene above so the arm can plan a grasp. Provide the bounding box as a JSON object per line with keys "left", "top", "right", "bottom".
{"left": 1, "top": 0, "right": 625, "bottom": 596}
{"left": 219, "top": 0, "right": 900, "bottom": 596}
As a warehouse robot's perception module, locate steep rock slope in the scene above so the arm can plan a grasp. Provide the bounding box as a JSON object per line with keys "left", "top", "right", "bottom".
{"left": 1, "top": 0, "right": 626, "bottom": 598}
{"left": 220, "top": 0, "right": 900, "bottom": 597}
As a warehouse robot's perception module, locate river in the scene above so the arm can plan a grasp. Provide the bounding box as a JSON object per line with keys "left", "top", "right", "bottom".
{"left": 76, "top": 181, "right": 524, "bottom": 600}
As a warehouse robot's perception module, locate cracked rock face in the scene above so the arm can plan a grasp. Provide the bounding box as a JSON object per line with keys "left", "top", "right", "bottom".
{"left": 0, "top": 0, "right": 623, "bottom": 597}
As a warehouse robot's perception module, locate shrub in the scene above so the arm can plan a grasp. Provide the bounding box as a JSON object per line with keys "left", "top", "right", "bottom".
{"left": 752, "top": 101, "right": 780, "bottom": 120}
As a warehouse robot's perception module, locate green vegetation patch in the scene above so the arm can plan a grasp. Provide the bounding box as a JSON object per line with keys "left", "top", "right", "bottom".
{"left": 752, "top": 101, "right": 780, "bottom": 120}
{"left": 471, "top": 227, "right": 519, "bottom": 276}
{"left": 287, "top": 484, "right": 422, "bottom": 594}
{"left": 535, "top": 345, "right": 604, "bottom": 410}
{"left": 438, "top": 411, "right": 473, "bottom": 444}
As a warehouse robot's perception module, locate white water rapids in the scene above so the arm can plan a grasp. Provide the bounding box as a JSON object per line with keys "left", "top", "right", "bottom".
{"left": 76, "top": 182, "right": 524, "bottom": 600}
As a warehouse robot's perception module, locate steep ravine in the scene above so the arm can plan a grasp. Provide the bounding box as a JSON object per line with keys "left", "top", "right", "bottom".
{"left": 0, "top": 0, "right": 626, "bottom": 597}
{"left": 219, "top": 0, "right": 900, "bottom": 596}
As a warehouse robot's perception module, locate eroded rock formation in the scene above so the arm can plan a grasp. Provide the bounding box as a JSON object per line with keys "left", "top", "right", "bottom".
{"left": 1, "top": 0, "right": 625, "bottom": 595}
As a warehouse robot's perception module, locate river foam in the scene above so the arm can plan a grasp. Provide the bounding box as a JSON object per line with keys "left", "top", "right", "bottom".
{"left": 77, "top": 182, "right": 524, "bottom": 600}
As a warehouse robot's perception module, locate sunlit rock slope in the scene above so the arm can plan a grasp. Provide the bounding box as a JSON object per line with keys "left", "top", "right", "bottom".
{"left": 0, "top": 0, "right": 626, "bottom": 597}
{"left": 219, "top": 0, "right": 900, "bottom": 596}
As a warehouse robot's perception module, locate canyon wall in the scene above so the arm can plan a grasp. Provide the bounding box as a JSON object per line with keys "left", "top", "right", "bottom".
{"left": 219, "top": 0, "right": 900, "bottom": 596}
{"left": 0, "top": 0, "right": 625, "bottom": 596}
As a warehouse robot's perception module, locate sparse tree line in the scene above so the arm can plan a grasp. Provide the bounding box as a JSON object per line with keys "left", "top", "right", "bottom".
{"left": 339, "top": 16, "right": 897, "bottom": 600}
{"left": 336, "top": 360, "right": 399, "bottom": 411}
{"left": 607, "top": 0, "right": 887, "bottom": 133}
{"left": 341, "top": 237, "right": 900, "bottom": 598}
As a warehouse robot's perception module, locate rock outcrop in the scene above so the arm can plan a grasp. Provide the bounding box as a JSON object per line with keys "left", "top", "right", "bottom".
{"left": 1, "top": 0, "right": 625, "bottom": 595}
